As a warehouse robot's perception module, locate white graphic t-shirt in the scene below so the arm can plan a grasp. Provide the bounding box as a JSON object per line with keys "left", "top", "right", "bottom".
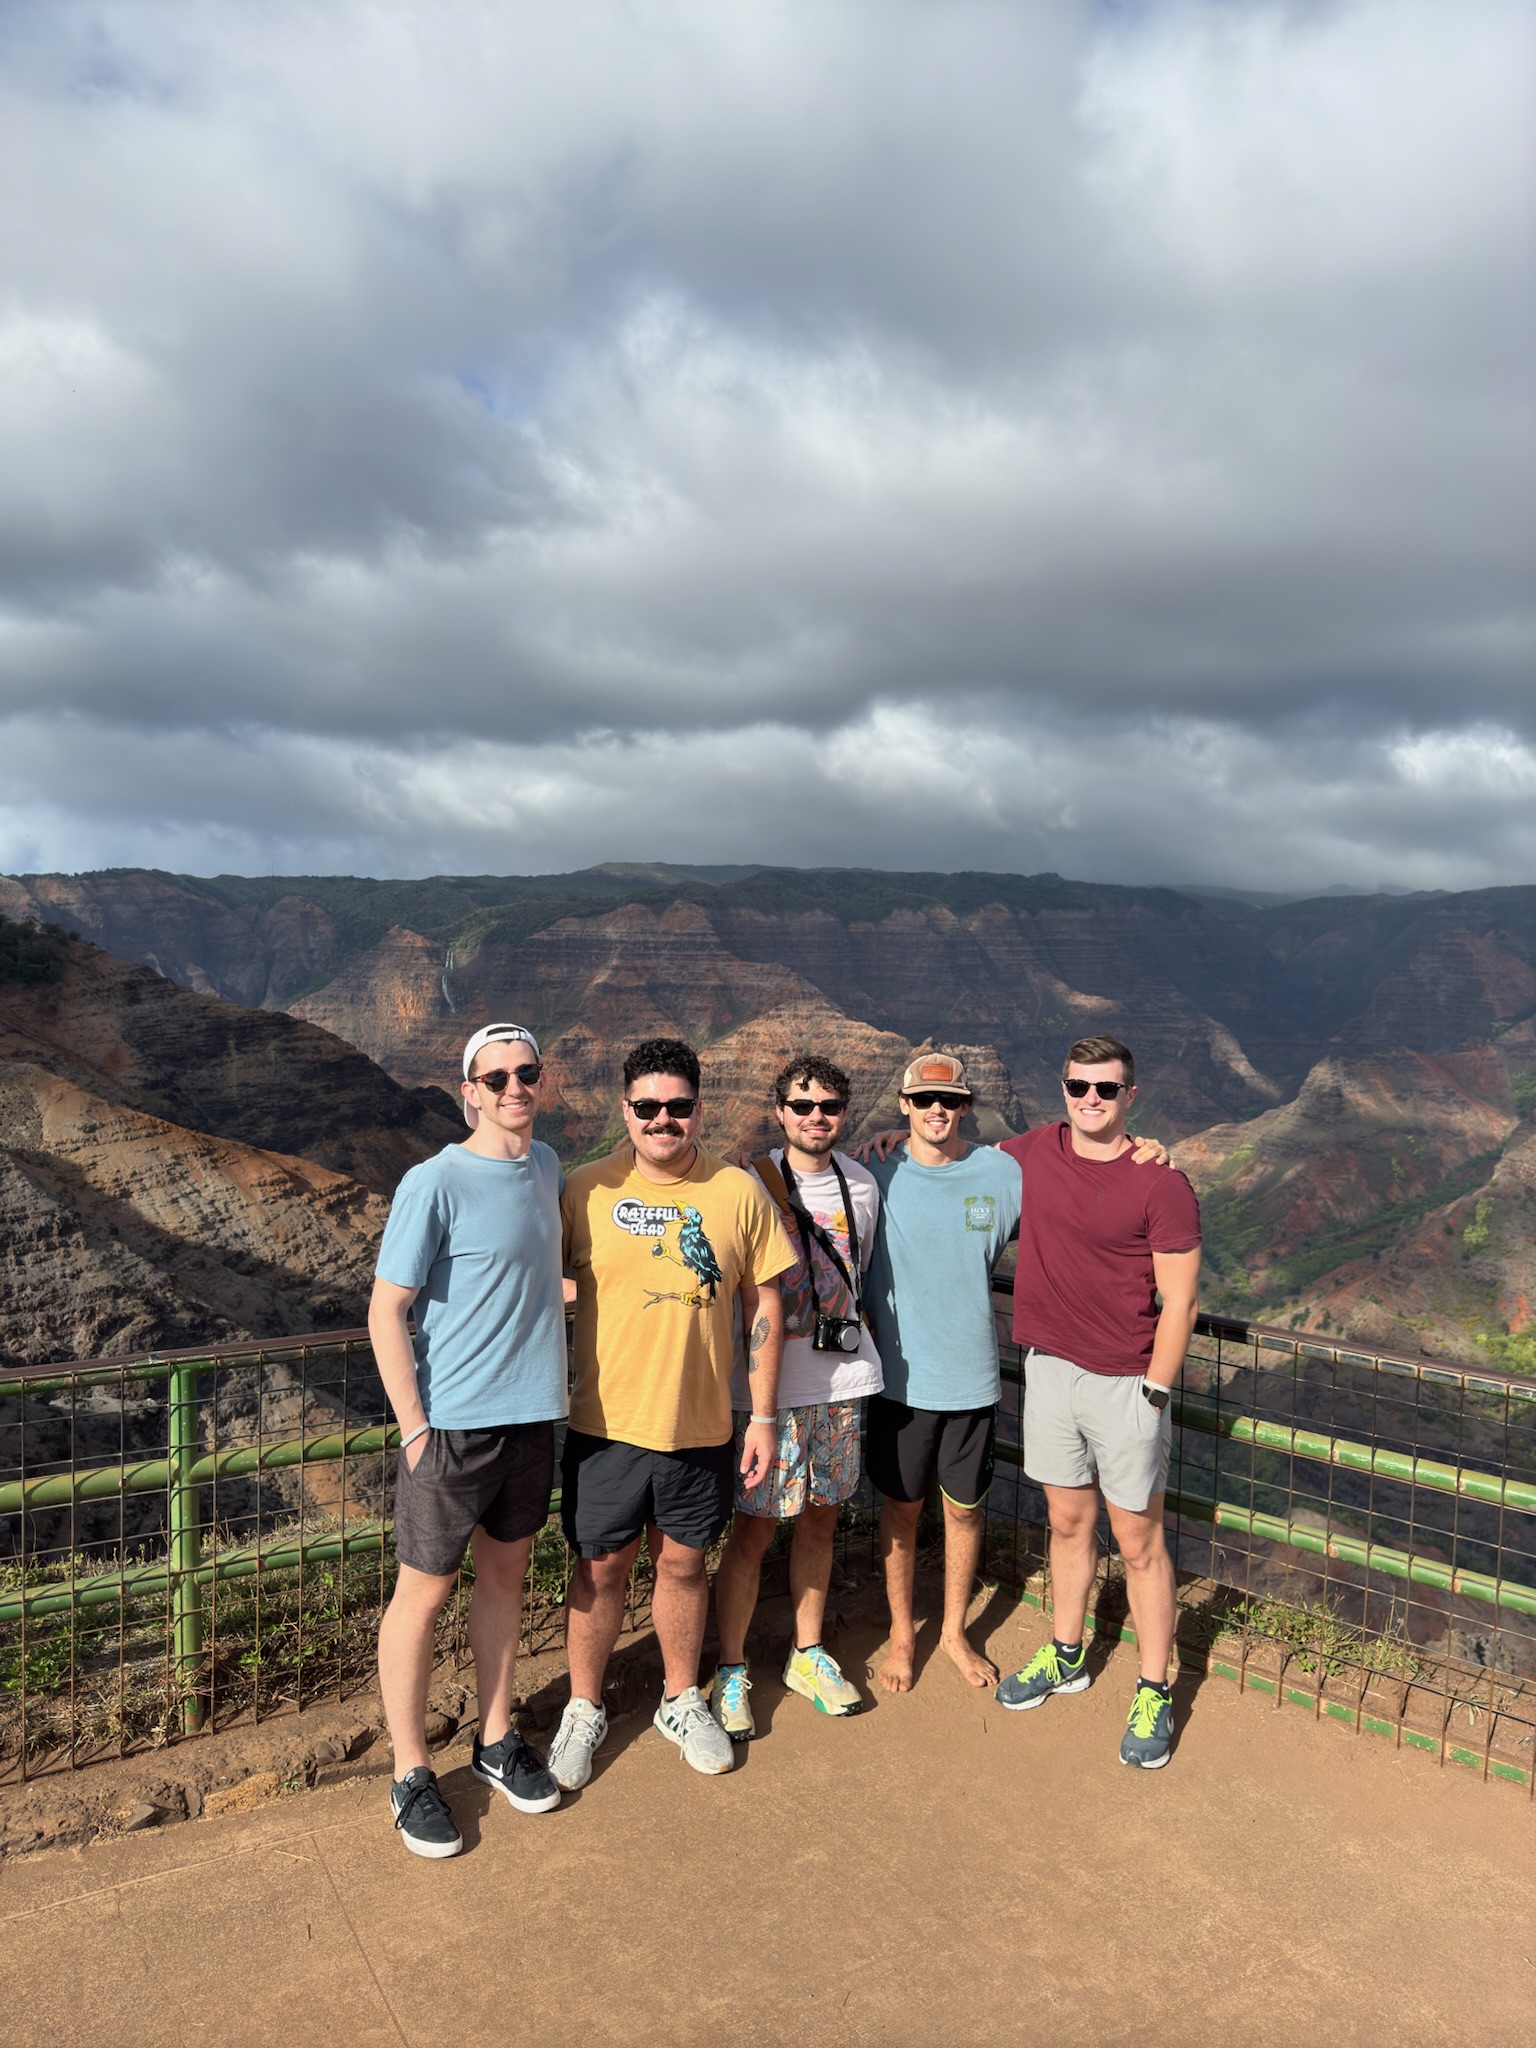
{"left": 730, "top": 1149, "right": 884, "bottom": 1410}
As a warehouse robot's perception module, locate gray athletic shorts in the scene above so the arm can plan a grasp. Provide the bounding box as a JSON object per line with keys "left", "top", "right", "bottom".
{"left": 1021, "top": 1351, "right": 1170, "bottom": 1513}
{"left": 393, "top": 1421, "right": 555, "bottom": 1577}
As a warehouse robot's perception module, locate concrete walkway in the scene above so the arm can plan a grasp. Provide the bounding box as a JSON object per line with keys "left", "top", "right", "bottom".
{"left": 1, "top": 1603, "right": 1532, "bottom": 2048}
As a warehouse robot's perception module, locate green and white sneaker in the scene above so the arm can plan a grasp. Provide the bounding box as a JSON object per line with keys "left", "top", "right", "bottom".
{"left": 996, "top": 1641, "right": 1090, "bottom": 1711}
{"left": 1119, "top": 1682, "right": 1174, "bottom": 1769}
{"left": 708, "top": 1663, "right": 756, "bottom": 1742}
{"left": 654, "top": 1684, "right": 735, "bottom": 1775}
{"left": 782, "top": 1644, "right": 863, "bottom": 1717}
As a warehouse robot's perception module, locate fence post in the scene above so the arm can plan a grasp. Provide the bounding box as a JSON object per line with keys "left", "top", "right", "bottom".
{"left": 168, "top": 1359, "right": 206, "bottom": 1733}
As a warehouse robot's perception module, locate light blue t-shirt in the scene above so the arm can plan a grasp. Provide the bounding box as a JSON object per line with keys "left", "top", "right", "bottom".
{"left": 865, "top": 1143, "right": 1024, "bottom": 1410}
{"left": 375, "top": 1142, "right": 568, "bottom": 1429}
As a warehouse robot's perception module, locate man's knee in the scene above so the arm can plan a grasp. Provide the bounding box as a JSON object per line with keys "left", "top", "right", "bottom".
{"left": 881, "top": 1495, "right": 923, "bottom": 1530}
{"left": 386, "top": 1563, "right": 458, "bottom": 1619}
{"left": 729, "top": 1511, "right": 780, "bottom": 1562}
{"left": 1045, "top": 1488, "right": 1099, "bottom": 1542}
{"left": 469, "top": 1534, "right": 531, "bottom": 1596}
{"left": 795, "top": 1501, "right": 840, "bottom": 1542}
{"left": 1113, "top": 1512, "right": 1167, "bottom": 1570}
{"left": 652, "top": 1538, "right": 708, "bottom": 1585}
{"left": 575, "top": 1547, "right": 635, "bottom": 1596}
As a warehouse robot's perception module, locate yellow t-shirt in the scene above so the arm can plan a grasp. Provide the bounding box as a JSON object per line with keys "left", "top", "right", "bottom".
{"left": 562, "top": 1147, "right": 796, "bottom": 1451}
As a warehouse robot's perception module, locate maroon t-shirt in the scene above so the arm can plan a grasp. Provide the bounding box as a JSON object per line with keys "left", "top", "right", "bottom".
{"left": 999, "top": 1123, "right": 1201, "bottom": 1376}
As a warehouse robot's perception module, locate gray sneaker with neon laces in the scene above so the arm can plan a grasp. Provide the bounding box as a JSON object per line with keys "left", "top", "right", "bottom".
{"left": 995, "top": 1641, "right": 1090, "bottom": 1711}
{"left": 654, "top": 1684, "right": 735, "bottom": 1774}
{"left": 1119, "top": 1682, "right": 1174, "bottom": 1768}
{"left": 708, "top": 1663, "right": 756, "bottom": 1741}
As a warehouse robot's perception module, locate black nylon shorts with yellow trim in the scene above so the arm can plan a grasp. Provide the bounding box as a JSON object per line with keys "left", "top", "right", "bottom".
{"left": 864, "top": 1394, "right": 996, "bottom": 1509}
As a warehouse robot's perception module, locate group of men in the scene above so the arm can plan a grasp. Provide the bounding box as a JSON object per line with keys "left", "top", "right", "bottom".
{"left": 368, "top": 1022, "right": 1200, "bottom": 1858}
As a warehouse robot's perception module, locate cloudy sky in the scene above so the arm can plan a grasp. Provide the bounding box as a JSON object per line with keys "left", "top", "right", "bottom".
{"left": 2, "top": 0, "right": 1532, "bottom": 893}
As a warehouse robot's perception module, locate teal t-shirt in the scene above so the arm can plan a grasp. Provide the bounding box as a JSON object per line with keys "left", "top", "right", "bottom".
{"left": 865, "top": 1143, "right": 1023, "bottom": 1410}
{"left": 375, "top": 1142, "right": 569, "bottom": 1429}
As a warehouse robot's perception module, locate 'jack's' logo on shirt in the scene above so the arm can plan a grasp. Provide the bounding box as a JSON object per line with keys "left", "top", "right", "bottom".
{"left": 965, "top": 1195, "right": 996, "bottom": 1233}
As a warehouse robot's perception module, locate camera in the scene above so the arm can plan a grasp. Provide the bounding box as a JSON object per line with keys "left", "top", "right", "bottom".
{"left": 812, "top": 1314, "right": 863, "bottom": 1355}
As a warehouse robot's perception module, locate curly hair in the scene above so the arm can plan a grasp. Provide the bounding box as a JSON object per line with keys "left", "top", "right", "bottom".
{"left": 772, "top": 1053, "right": 852, "bottom": 1106}
{"left": 623, "top": 1037, "right": 701, "bottom": 1095}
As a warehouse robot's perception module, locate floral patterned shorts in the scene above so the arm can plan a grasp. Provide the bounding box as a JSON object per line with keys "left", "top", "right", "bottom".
{"left": 732, "top": 1401, "right": 863, "bottom": 1519}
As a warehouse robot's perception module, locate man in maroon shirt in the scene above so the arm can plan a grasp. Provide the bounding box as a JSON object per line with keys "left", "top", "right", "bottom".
{"left": 996, "top": 1035, "right": 1200, "bottom": 1769}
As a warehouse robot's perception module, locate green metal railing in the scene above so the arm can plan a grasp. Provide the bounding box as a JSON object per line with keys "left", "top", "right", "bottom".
{"left": 3, "top": 1308, "right": 1534, "bottom": 1783}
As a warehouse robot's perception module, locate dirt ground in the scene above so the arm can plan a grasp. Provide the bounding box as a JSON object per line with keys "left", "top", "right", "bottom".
{"left": 1, "top": 1570, "right": 1533, "bottom": 2048}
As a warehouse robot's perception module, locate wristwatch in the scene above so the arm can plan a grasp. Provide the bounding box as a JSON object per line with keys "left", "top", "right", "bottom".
{"left": 1141, "top": 1380, "right": 1171, "bottom": 1413}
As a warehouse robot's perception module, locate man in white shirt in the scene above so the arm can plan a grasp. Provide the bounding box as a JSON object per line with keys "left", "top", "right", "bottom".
{"left": 708, "top": 1055, "right": 883, "bottom": 1739}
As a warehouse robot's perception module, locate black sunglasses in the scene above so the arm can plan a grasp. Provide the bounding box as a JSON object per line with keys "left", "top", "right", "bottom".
{"left": 782, "top": 1097, "right": 847, "bottom": 1118}
{"left": 1063, "top": 1078, "right": 1128, "bottom": 1100}
{"left": 626, "top": 1096, "right": 697, "bottom": 1121}
{"left": 907, "top": 1090, "right": 970, "bottom": 1110}
{"left": 475, "top": 1063, "right": 543, "bottom": 1092}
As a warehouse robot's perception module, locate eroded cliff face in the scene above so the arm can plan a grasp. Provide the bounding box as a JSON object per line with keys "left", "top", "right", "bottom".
{"left": 0, "top": 936, "right": 461, "bottom": 1366}
{"left": 1176, "top": 1035, "right": 1535, "bottom": 1362}
{"left": 0, "top": 938, "right": 461, "bottom": 1198}
{"left": 0, "top": 1064, "right": 389, "bottom": 1366}
{"left": 8, "top": 868, "right": 1536, "bottom": 1371}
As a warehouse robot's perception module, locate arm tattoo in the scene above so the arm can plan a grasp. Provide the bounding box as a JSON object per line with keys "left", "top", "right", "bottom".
{"left": 747, "top": 1313, "right": 770, "bottom": 1371}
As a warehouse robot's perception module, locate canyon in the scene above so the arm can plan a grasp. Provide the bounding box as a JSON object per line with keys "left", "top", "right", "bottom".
{"left": 2, "top": 865, "right": 1533, "bottom": 1372}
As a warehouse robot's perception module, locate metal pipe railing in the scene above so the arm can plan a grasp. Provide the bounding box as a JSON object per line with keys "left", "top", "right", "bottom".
{"left": 4, "top": 1309, "right": 1532, "bottom": 1783}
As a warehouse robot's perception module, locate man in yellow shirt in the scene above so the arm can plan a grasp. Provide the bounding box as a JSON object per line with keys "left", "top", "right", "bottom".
{"left": 548, "top": 1037, "right": 796, "bottom": 1784}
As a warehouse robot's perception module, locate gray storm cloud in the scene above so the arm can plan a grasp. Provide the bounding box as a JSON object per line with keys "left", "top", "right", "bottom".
{"left": 0, "top": 0, "right": 1532, "bottom": 887}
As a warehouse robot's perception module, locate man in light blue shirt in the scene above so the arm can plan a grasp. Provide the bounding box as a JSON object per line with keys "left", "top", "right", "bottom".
{"left": 369, "top": 1023, "right": 569, "bottom": 1857}
{"left": 865, "top": 1051, "right": 1023, "bottom": 1695}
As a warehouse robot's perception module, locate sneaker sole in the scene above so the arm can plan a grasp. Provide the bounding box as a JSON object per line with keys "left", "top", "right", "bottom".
{"left": 652, "top": 1709, "right": 734, "bottom": 1774}
{"left": 996, "top": 1672, "right": 1091, "bottom": 1712}
{"left": 391, "top": 1807, "right": 464, "bottom": 1859}
{"left": 546, "top": 1719, "right": 608, "bottom": 1792}
{"left": 471, "top": 1761, "right": 561, "bottom": 1814}
{"left": 1119, "top": 1747, "right": 1172, "bottom": 1769}
{"left": 547, "top": 1742, "right": 604, "bottom": 1793}
{"left": 782, "top": 1671, "right": 862, "bottom": 1716}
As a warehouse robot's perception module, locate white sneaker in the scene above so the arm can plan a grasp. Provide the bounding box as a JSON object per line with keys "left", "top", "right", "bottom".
{"left": 546, "top": 1696, "right": 608, "bottom": 1791}
{"left": 654, "top": 1684, "right": 735, "bottom": 1775}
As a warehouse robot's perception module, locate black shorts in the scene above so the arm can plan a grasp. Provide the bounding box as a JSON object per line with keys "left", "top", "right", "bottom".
{"left": 392, "top": 1421, "right": 555, "bottom": 1578}
{"left": 560, "top": 1429, "right": 735, "bottom": 1558}
{"left": 865, "top": 1395, "right": 996, "bottom": 1510}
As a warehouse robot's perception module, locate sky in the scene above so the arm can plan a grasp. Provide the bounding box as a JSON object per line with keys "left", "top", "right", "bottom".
{"left": 1, "top": 0, "right": 1533, "bottom": 895}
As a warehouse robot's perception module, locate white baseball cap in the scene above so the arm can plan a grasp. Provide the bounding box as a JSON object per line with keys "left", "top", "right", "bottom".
{"left": 460, "top": 1023, "right": 542, "bottom": 1129}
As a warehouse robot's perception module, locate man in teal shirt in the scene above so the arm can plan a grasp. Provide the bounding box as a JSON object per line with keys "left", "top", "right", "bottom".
{"left": 865, "top": 1052, "right": 1023, "bottom": 1693}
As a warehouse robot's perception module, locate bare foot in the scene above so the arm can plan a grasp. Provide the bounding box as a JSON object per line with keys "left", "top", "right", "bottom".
{"left": 940, "top": 1630, "right": 998, "bottom": 1688}
{"left": 877, "top": 1635, "right": 916, "bottom": 1694}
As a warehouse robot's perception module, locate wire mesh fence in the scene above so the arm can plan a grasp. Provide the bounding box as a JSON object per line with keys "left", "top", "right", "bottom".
{"left": 986, "top": 1297, "right": 1536, "bottom": 1790}
{"left": 4, "top": 1306, "right": 1533, "bottom": 1788}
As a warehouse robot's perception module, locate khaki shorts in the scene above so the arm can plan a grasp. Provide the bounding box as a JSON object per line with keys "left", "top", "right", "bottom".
{"left": 1021, "top": 1351, "right": 1170, "bottom": 1513}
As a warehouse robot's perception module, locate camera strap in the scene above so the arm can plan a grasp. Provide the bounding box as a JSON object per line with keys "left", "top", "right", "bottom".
{"left": 764, "top": 1151, "right": 863, "bottom": 1319}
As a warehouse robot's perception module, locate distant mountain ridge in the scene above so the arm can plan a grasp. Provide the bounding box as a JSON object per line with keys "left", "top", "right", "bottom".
{"left": 3, "top": 864, "right": 1534, "bottom": 1371}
